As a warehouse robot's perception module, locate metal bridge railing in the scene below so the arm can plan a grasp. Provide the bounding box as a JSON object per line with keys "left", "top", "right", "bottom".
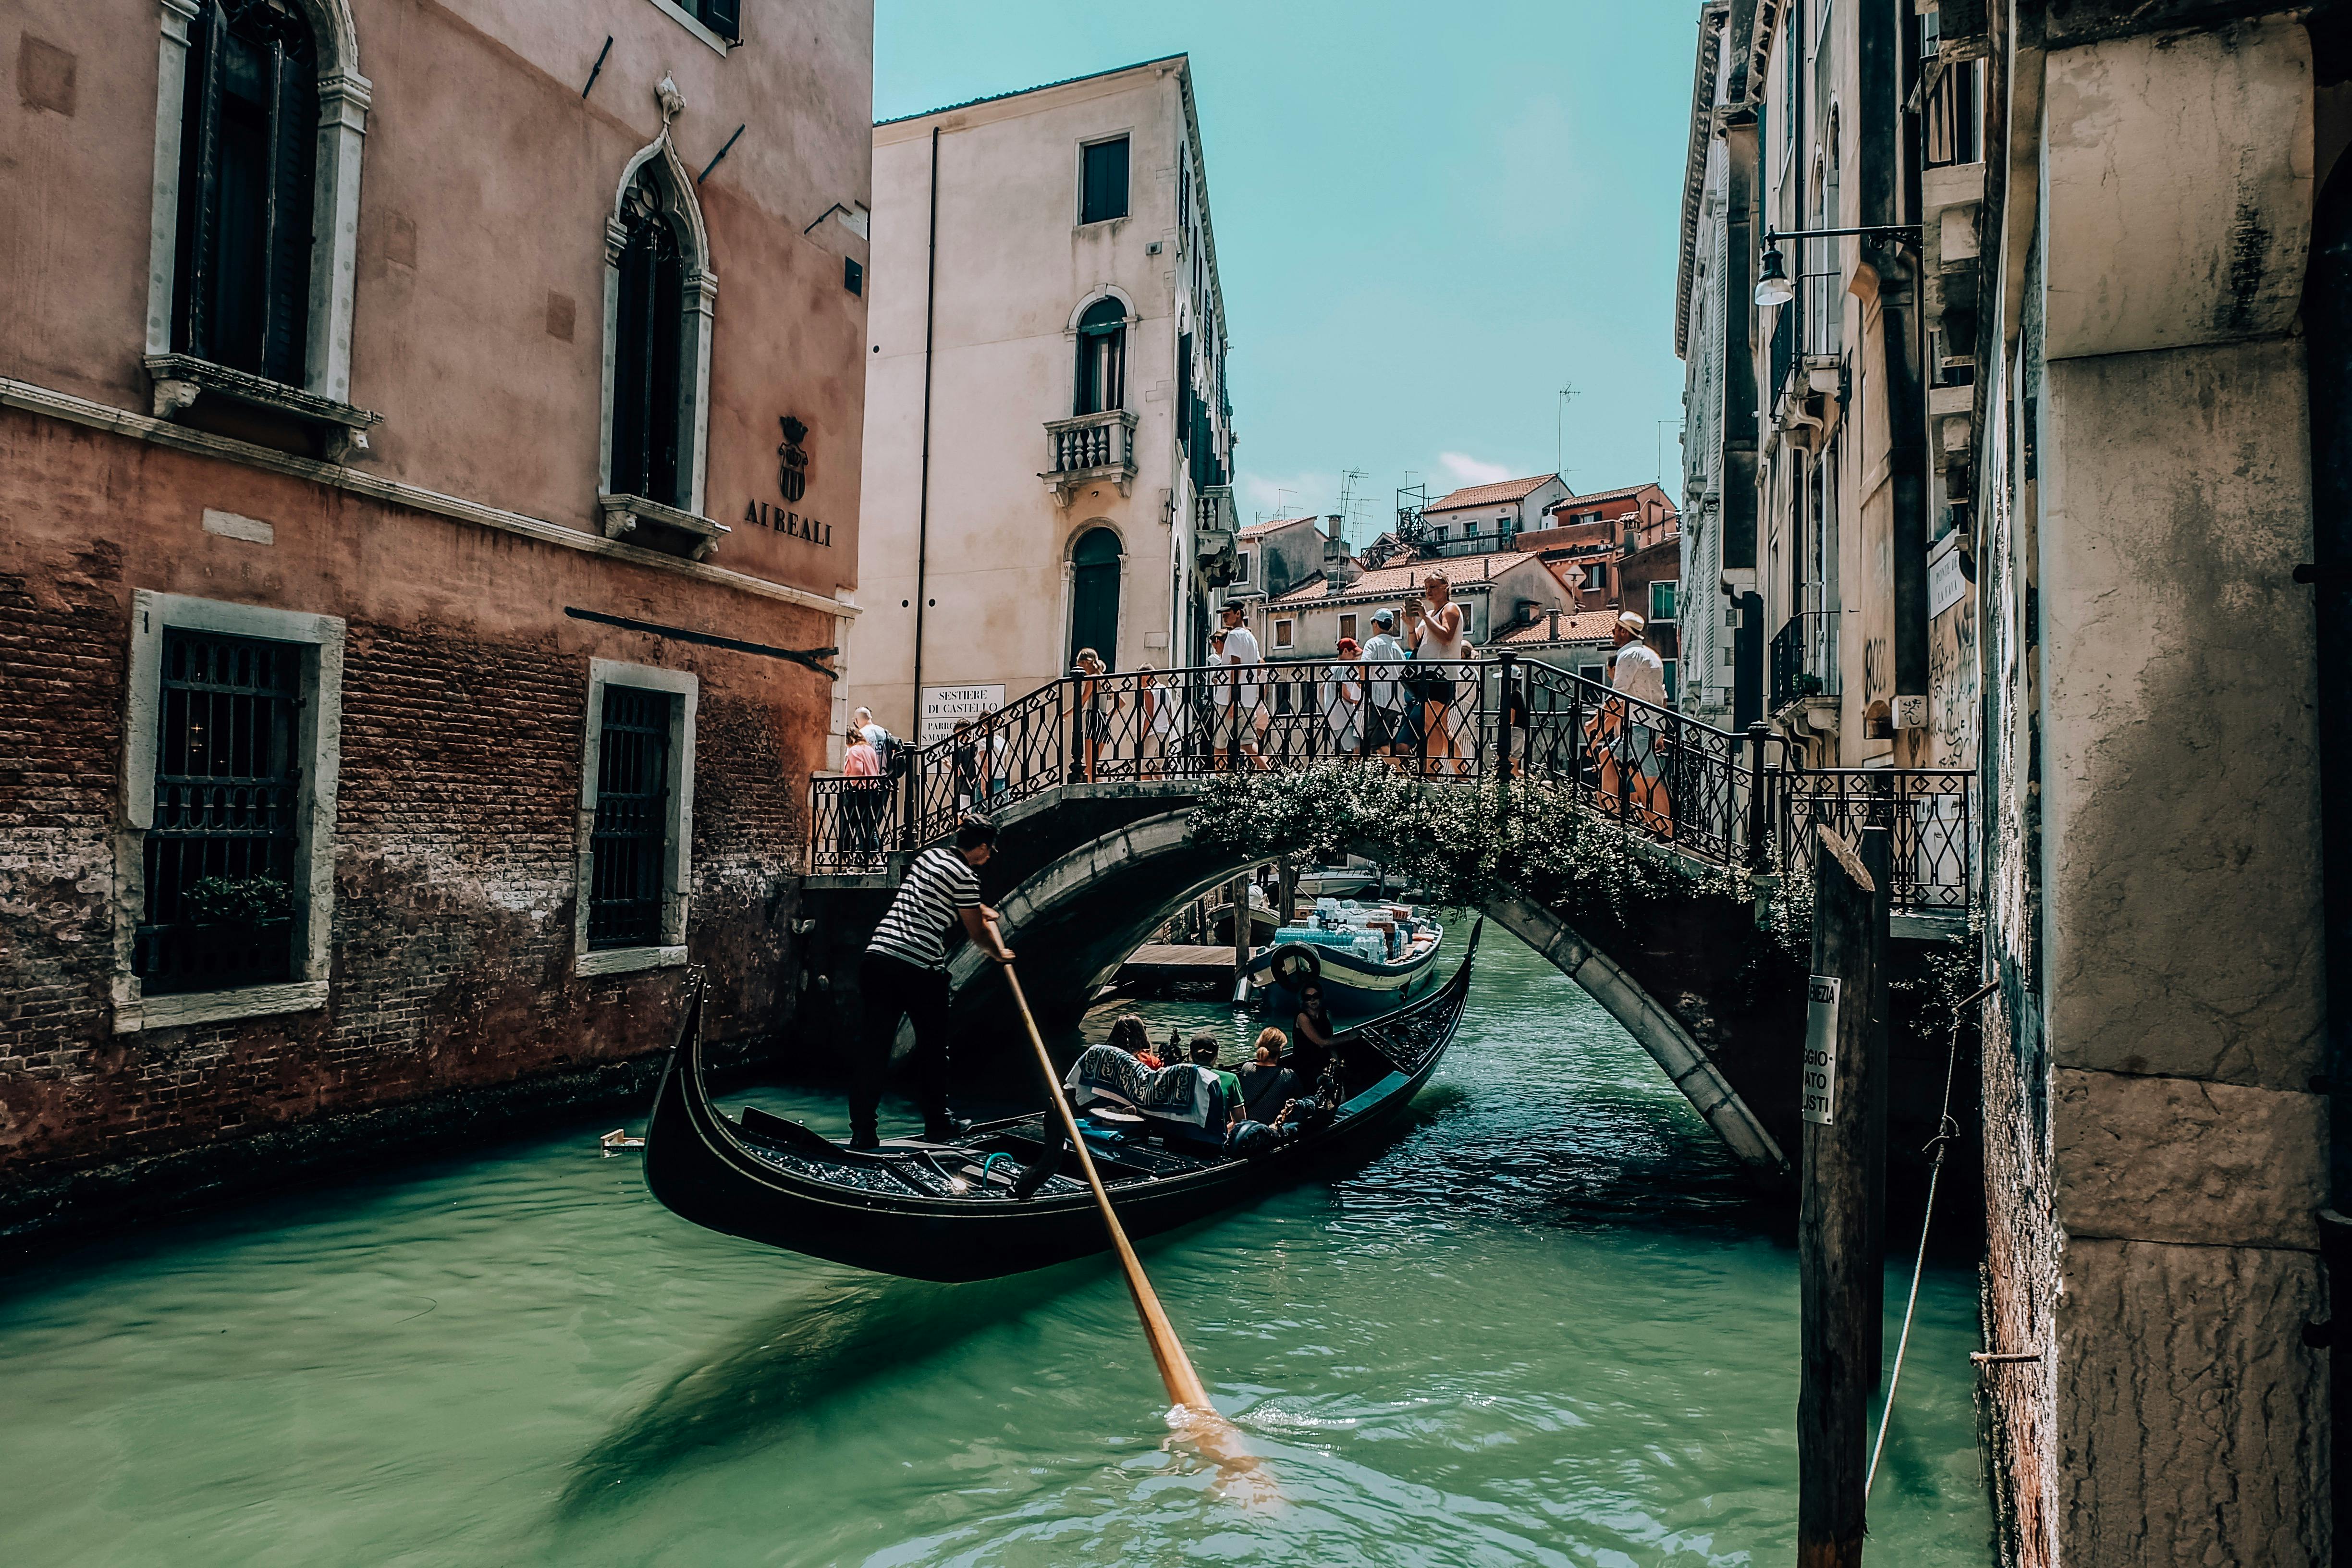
{"left": 810, "top": 656, "right": 1977, "bottom": 917}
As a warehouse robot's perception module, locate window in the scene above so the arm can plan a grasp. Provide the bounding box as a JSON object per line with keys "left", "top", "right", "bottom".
{"left": 118, "top": 592, "right": 344, "bottom": 1033}
{"left": 611, "top": 171, "right": 688, "bottom": 506}
{"left": 844, "top": 256, "right": 863, "bottom": 296}
{"left": 171, "top": 0, "right": 319, "bottom": 385}
{"left": 1234, "top": 550, "right": 1251, "bottom": 585}
{"left": 664, "top": 0, "right": 741, "bottom": 42}
{"left": 1339, "top": 613, "right": 1358, "bottom": 643}
{"left": 1650, "top": 580, "right": 1679, "bottom": 625}
{"left": 1070, "top": 527, "right": 1124, "bottom": 667}
{"left": 589, "top": 686, "right": 676, "bottom": 949}
{"left": 1081, "top": 136, "right": 1130, "bottom": 224}
{"left": 1663, "top": 659, "right": 1679, "bottom": 703}
{"left": 576, "top": 662, "right": 697, "bottom": 973}
{"left": 1274, "top": 619, "right": 1294, "bottom": 649}
{"left": 1074, "top": 297, "right": 1126, "bottom": 415}
{"left": 1465, "top": 520, "right": 1482, "bottom": 538}
{"left": 1577, "top": 663, "right": 1607, "bottom": 685}
{"left": 139, "top": 629, "right": 303, "bottom": 993}
{"left": 601, "top": 144, "right": 716, "bottom": 521}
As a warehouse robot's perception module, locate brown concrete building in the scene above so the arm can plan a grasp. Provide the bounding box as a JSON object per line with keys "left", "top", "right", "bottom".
{"left": 0, "top": 0, "right": 873, "bottom": 1226}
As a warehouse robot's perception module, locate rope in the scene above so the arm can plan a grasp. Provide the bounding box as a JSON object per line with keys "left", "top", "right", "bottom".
{"left": 1865, "top": 977, "right": 1994, "bottom": 1495}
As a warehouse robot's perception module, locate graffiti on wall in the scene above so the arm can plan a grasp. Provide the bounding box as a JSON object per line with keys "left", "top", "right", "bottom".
{"left": 1927, "top": 594, "right": 1979, "bottom": 767}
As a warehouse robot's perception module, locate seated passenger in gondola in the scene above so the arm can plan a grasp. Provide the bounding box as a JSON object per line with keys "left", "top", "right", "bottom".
{"left": 1108, "top": 1013, "right": 1164, "bottom": 1070}
{"left": 1237, "top": 1028, "right": 1298, "bottom": 1125}
{"left": 1189, "top": 1034, "right": 1241, "bottom": 1125}
{"left": 1289, "top": 985, "right": 1337, "bottom": 1085}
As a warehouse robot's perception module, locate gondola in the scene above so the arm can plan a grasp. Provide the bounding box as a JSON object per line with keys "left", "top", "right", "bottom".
{"left": 642, "top": 923, "right": 1481, "bottom": 1282}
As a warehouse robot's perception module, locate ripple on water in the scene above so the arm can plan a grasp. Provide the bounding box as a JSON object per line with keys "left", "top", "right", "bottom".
{"left": 0, "top": 921, "right": 1989, "bottom": 1567}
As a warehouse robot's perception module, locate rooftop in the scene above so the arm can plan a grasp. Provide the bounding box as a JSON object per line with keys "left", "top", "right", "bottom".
{"left": 1237, "top": 514, "right": 1319, "bottom": 541}
{"left": 1495, "top": 610, "right": 1621, "bottom": 646}
{"left": 1267, "top": 549, "right": 1541, "bottom": 606}
{"left": 1544, "top": 482, "right": 1676, "bottom": 514}
{"left": 876, "top": 54, "right": 1187, "bottom": 127}
{"left": 1425, "top": 474, "right": 1564, "bottom": 512}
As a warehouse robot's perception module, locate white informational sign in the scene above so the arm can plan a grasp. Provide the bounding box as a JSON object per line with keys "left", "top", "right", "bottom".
{"left": 919, "top": 684, "right": 1004, "bottom": 747}
{"left": 1801, "top": 974, "right": 1842, "bottom": 1126}
{"left": 1928, "top": 536, "right": 1968, "bottom": 619}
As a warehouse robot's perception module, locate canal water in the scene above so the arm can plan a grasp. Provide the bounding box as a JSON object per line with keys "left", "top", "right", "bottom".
{"left": 0, "top": 924, "right": 1990, "bottom": 1566}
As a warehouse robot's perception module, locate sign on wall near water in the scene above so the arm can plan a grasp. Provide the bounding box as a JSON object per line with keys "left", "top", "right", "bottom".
{"left": 1801, "top": 975, "right": 1842, "bottom": 1125}
{"left": 920, "top": 684, "right": 1004, "bottom": 747}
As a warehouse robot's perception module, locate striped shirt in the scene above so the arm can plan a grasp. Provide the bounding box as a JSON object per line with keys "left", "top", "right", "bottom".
{"left": 866, "top": 845, "right": 982, "bottom": 970}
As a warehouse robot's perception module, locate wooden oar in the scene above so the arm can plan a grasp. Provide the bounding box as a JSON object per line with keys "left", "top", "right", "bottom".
{"left": 995, "top": 954, "right": 1276, "bottom": 1500}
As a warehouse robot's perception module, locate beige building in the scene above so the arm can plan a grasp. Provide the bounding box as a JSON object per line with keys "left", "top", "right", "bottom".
{"left": 848, "top": 56, "right": 1239, "bottom": 743}
{"left": 1254, "top": 549, "right": 1580, "bottom": 664}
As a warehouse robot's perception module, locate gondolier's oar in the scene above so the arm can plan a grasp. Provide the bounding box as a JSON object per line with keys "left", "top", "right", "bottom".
{"left": 994, "top": 953, "right": 1275, "bottom": 1501}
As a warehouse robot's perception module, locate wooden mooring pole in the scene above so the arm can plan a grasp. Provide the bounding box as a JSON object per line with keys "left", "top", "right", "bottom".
{"left": 1230, "top": 872, "right": 1252, "bottom": 999}
{"left": 1798, "top": 823, "right": 1890, "bottom": 1567}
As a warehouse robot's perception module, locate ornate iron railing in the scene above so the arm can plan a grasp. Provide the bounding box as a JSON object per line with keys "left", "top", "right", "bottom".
{"left": 1780, "top": 768, "right": 1975, "bottom": 912}
{"left": 808, "top": 655, "right": 1976, "bottom": 916}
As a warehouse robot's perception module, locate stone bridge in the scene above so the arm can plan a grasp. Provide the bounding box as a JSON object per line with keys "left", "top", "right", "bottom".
{"left": 801, "top": 660, "right": 1977, "bottom": 1195}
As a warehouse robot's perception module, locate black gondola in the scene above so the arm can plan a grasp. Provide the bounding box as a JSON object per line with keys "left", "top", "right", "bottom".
{"left": 642, "top": 923, "right": 1481, "bottom": 1282}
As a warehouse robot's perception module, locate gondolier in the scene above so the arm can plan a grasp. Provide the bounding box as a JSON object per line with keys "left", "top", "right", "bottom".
{"left": 854, "top": 816, "right": 1015, "bottom": 1149}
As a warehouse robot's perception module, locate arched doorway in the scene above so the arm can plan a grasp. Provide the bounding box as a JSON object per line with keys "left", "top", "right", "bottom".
{"left": 1069, "top": 527, "right": 1122, "bottom": 670}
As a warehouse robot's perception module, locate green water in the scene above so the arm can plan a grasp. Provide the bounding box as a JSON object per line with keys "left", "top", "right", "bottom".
{"left": 0, "top": 926, "right": 1990, "bottom": 1566}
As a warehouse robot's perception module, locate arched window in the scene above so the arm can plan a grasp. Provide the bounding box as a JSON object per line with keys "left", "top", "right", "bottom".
{"left": 172, "top": 0, "right": 319, "bottom": 384}
{"left": 1074, "top": 297, "right": 1126, "bottom": 416}
{"left": 1069, "top": 527, "right": 1123, "bottom": 669}
{"left": 611, "top": 169, "right": 689, "bottom": 507}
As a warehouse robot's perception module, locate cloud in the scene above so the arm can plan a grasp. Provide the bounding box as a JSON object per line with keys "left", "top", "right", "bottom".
{"left": 1437, "top": 452, "right": 1515, "bottom": 486}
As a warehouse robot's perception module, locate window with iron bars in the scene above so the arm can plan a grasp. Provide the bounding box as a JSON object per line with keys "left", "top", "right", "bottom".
{"left": 138, "top": 629, "right": 302, "bottom": 994}
{"left": 588, "top": 686, "right": 677, "bottom": 949}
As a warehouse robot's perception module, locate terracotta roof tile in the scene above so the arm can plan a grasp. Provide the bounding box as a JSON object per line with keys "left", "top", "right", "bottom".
{"left": 1543, "top": 482, "right": 1674, "bottom": 514}
{"left": 1425, "top": 474, "right": 1562, "bottom": 512}
{"left": 1496, "top": 610, "right": 1620, "bottom": 645}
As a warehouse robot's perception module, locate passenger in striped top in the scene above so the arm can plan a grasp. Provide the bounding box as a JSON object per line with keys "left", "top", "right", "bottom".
{"left": 853, "top": 816, "right": 1013, "bottom": 1149}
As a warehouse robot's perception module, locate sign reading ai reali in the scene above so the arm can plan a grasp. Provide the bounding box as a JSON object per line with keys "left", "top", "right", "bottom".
{"left": 744, "top": 415, "right": 833, "bottom": 545}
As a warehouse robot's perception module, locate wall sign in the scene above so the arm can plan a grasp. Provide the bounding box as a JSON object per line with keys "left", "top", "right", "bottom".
{"left": 920, "top": 683, "right": 1004, "bottom": 747}
{"left": 742, "top": 415, "right": 833, "bottom": 544}
{"left": 1801, "top": 974, "right": 1841, "bottom": 1125}
{"left": 1928, "top": 534, "right": 1968, "bottom": 619}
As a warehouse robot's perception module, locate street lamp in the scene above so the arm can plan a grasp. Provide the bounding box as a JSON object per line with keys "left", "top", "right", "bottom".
{"left": 1754, "top": 243, "right": 1794, "bottom": 308}
{"left": 1756, "top": 224, "right": 1923, "bottom": 309}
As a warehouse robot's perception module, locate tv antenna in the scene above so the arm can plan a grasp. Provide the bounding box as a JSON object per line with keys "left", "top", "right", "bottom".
{"left": 1556, "top": 384, "right": 1580, "bottom": 480}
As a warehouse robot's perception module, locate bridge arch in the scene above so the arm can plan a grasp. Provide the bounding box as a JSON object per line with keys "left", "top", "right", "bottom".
{"left": 939, "top": 798, "right": 1788, "bottom": 1177}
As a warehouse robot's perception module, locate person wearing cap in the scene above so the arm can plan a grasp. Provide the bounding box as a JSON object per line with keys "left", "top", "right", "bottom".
{"left": 1360, "top": 608, "right": 1410, "bottom": 762}
{"left": 1213, "top": 602, "right": 1266, "bottom": 772}
{"left": 1590, "top": 610, "right": 1673, "bottom": 834}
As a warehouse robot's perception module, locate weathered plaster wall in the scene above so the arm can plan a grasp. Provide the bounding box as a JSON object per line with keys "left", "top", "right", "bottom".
{"left": 0, "top": 0, "right": 873, "bottom": 603}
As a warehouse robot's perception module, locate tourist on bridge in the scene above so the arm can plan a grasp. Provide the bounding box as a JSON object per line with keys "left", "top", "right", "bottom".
{"left": 1213, "top": 602, "right": 1267, "bottom": 772}
{"left": 1360, "top": 608, "right": 1410, "bottom": 763}
{"left": 1072, "top": 647, "right": 1108, "bottom": 783}
{"left": 1591, "top": 611, "right": 1674, "bottom": 836}
{"left": 1320, "top": 638, "right": 1366, "bottom": 758}
{"left": 1405, "top": 572, "right": 1470, "bottom": 776}
{"left": 852, "top": 815, "right": 1014, "bottom": 1149}
{"left": 1134, "top": 664, "right": 1175, "bottom": 779}
{"left": 843, "top": 723, "right": 885, "bottom": 864}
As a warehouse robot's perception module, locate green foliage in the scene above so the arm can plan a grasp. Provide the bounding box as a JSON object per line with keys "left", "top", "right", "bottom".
{"left": 178, "top": 873, "right": 293, "bottom": 928}
{"left": 1189, "top": 763, "right": 1747, "bottom": 950}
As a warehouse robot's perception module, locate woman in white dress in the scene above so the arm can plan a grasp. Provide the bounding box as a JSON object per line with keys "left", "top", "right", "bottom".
{"left": 1407, "top": 570, "right": 1470, "bottom": 776}
{"left": 1320, "top": 637, "right": 1366, "bottom": 759}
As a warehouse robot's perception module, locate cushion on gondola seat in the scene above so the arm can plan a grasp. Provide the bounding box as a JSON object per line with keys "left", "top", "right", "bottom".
{"left": 1064, "top": 1046, "right": 1219, "bottom": 1131}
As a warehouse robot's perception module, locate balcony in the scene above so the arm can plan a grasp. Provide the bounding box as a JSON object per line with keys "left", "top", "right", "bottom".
{"left": 1041, "top": 409, "right": 1139, "bottom": 505}
{"left": 1194, "top": 484, "right": 1239, "bottom": 586}
{"left": 1769, "top": 608, "right": 1840, "bottom": 733}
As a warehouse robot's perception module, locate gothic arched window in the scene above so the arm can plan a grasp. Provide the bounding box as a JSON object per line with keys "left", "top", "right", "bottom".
{"left": 172, "top": 0, "right": 318, "bottom": 384}
{"left": 610, "top": 170, "right": 690, "bottom": 508}
{"left": 1074, "top": 297, "right": 1126, "bottom": 416}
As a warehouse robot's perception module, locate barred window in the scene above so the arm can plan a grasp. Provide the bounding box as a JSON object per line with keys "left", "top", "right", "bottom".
{"left": 588, "top": 685, "right": 677, "bottom": 950}
{"left": 138, "top": 629, "right": 302, "bottom": 994}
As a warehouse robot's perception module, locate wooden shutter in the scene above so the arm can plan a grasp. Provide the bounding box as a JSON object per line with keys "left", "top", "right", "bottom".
{"left": 261, "top": 37, "right": 317, "bottom": 384}
{"left": 174, "top": 1, "right": 226, "bottom": 359}
{"left": 700, "top": 0, "right": 742, "bottom": 43}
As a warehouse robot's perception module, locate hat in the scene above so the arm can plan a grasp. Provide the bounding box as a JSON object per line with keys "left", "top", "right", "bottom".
{"left": 1617, "top": 610, "right": 1647, "bottom": 636}
{"left": 1336, "top": 637, "right": 1361, "bottom": 655}
{"left": 1371, "top": 609, "right": 1395, "bottom": 626}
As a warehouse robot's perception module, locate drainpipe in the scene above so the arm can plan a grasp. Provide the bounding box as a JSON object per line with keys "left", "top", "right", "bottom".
{"left": 911, "top": 126, "right": 941, "bottom": 737}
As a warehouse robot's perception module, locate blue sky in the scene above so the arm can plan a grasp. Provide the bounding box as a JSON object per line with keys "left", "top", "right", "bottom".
{"left": 876, "top": 0, "right": 1698, "bottom": 542}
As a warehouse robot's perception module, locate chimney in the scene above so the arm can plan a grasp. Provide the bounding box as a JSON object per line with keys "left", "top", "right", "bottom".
{"left": 1327, "top": 514, "right": 1343, "bottom": 539}
{"left": 1548, "top": 607, "right": 1561, "bottom": 639}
